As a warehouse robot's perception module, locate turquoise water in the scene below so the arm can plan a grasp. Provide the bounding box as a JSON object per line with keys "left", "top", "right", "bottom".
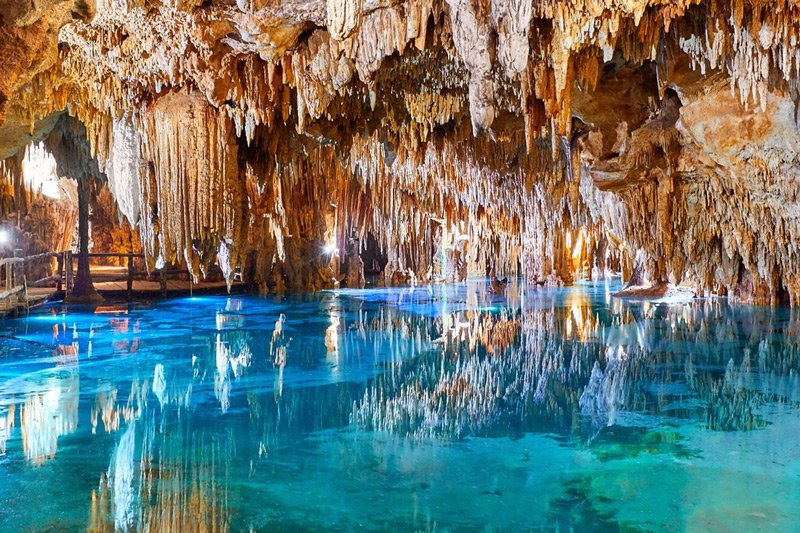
{"left": 1, "top": 280, "right": 799, "bottom": 531}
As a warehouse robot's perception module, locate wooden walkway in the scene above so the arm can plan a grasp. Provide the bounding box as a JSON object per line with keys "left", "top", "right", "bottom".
{"left": 95, "top": 279, "right": 231, "bottom": 293}
{"left": 0, "top": 253, "right": 53, "bottom": 316}
{"left": 88, "top": 265, "right": 234, "bottom": 294}
{"left": 0, "top": 251, "right": 241, "bottom": 317}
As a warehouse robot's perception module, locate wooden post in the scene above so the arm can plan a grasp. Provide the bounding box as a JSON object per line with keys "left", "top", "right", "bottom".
{"left": 56, "top": 253, "right": 64, "bottom": 291}
{"left": 159, "top": 269, "right": 167, "bottom": 297}
{"left": 65, "top": 251, "right": 73, "bottom": 293}
{"left": 127, "top": 252, "right": 134, "bottom": 301}
{"left": 67, "top": 175, "right": 101, "bottom": 302}
{"left": 4, "top": 261, "right": 10, "bottom": 294}
{"left": 22, "top": 269, "right": 28, "bottom": 311}
{"left": 11, "top": 251, "right": 22, "bottom": 309}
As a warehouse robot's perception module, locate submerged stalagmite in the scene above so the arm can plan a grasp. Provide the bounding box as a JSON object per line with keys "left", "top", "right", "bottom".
{"left": 2, "top": 0, "right": 800, "bottom": 303}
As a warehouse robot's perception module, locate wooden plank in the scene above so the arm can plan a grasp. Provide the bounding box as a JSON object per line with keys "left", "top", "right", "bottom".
{"left": 0, "top": 286, "right": 24, "bottom": 300}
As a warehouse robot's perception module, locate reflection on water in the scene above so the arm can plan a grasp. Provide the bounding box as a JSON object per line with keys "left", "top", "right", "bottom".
{"left": 89, "top": 414, "right": 232, "bottom": 533}
{"left": 20, "top": 370, "right": 79, "bottom": 466}
{"left": 1, "top": 281, "right": 800, "bottom": 530}
{"left": 0, "top": 404, "right": 13, "bottom": 455}
{"left": 212, "top": 298, "right": 254, "bottom": 415}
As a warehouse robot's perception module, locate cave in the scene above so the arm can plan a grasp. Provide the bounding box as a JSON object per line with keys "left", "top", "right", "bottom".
{"left": 1, "top": 1, "right": 800, "bottom": 530}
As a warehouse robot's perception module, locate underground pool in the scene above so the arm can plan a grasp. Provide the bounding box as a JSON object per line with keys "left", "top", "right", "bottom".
{"left": 1, "top": 280, "right": 799, "bottom": 531}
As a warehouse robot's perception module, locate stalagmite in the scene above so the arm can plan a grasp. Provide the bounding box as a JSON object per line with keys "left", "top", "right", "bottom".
{"left": 70, "top": 173, "right": 102, "bottom": 302}
{"left": 44, "top": 115, "right": 104, "bottom": 302}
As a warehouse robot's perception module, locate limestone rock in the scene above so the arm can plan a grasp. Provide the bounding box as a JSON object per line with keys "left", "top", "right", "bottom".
{"left": 1, "top": 0, "right": 800, "bottom": 303}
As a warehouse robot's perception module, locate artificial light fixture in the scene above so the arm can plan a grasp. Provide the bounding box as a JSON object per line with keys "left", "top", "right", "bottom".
{"left": 324, "top": 242, "right": 337, "bottom": 255}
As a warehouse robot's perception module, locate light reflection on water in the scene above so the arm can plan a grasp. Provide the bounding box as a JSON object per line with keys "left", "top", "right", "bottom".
{"left": 0, "top": 280, "right": 799, "bottom": 530}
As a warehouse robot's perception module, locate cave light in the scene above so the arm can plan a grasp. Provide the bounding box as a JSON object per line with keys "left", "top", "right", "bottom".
{"left": 22, "top": 142, "right": 62, "bottom": 200}
{"left": 571, "top": 228, "right": 585, "bottom": 259}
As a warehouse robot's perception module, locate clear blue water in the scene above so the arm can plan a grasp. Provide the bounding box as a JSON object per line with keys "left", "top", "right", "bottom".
{"left": 1, "top": 280, "right": 799, "bottom": 531}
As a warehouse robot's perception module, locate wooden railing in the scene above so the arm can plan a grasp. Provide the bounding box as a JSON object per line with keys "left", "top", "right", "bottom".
{"left": 0, "top": 250, "right": 60, "bottom": 313}
{"left": 57, "top": 251, "right": 144, "bottom": 298}
{"left": 1, "top": 249, "right": 240, "bottom": 314}
{"left": 77, "top": 252, "right": 237, "bottom": 298}
{"left": 0, "top": 256, "right": 25, "bottom": 309}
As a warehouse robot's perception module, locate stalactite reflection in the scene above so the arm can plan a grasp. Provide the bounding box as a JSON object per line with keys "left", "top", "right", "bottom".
{"left": 91, "top": 383, "right": 120, "bottom": 434}
{"left": 351, "top": 294, "right": 800, "bottom": 441}
{"left": 3, "top": 285, "right": 800, "bottom": 529}
{"left": 214, "top": 299, "right": 253, "bottom": 414}
{"left": 0, "top": 404, "right": 14, "bottom": 455}
{"left": 20, "top": 369, "right": 79, "bottom": 466}
{"left": 88, "top": 413, "right": 233, "bottom": 533}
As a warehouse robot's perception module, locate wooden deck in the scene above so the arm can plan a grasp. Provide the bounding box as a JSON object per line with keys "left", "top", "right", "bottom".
{"left": 89, "top": 266, "right": 235, "bottom": 294}
{"left": 0, "top": 287, "right": 55, "bottom": 315}
{"left": 95, "top": 279, "right": 232, "bottom": 293}
{"left": 0, "top": 251, "right": 241, "bottom": 317}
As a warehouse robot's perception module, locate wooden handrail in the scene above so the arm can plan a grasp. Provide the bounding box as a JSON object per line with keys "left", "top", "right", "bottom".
{"left": 0, "top": 252, "right": 61, "bottom": 267}
{"left": 87, "top": 252, "right": 145, "bottom": 259}
{"left": 0, "top": 286, "right": 24, "bottom": 299}
{"left": 23, "top": 252, "right": 60, "bottom": 262}
{"left": 0, "top": 250, "right": 148, "bottom": 264}
{"left": 1, "top": 248, "right": 240, "bottom": 308}
{"left": 0, "top": 257, "right": 24, "bottom": 267}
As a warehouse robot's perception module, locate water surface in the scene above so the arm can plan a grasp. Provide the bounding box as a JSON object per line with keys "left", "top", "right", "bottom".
{"left": 1, "top": 280, "right": 799, "bottom": 531}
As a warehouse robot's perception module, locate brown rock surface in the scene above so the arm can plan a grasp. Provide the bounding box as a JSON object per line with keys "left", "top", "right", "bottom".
{"left": 1, "top": 0, "right": 800, "bottom": 303}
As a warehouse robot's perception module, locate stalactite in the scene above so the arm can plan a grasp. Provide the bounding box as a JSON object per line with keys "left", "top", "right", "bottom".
{"left": 104, "top": 114, "right": 142, "bottom": 226}
{"left": 139, "top": 91, "right": 241, "bottom": 281}
{"left": 2, "top": 0, "right": 800, "bottom": 302}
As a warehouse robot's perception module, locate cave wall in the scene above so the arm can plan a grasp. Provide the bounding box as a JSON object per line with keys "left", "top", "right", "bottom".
{"left": 1, "top": 0, "right": 800, "bottom": 302}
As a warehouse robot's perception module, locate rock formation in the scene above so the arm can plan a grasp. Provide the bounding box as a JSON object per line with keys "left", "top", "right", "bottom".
{"left": 44, "top": 114, "right": 105, "bottom": 301}
{"left": 2, "top": 0, "right": 800, "bottom": 303}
